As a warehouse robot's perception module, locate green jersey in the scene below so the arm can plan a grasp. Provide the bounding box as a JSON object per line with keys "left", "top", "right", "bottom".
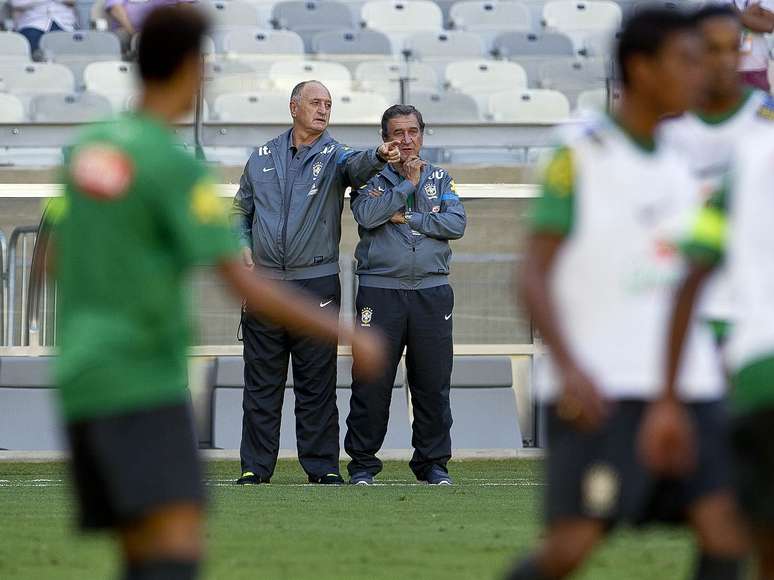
{"left": 53, "top": 113, "right": 239, "bottom": 422}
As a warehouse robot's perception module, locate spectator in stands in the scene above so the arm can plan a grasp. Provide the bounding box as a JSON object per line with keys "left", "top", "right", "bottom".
{"left": 231, "top": 80, "right": 400, "bottom": 486}
{"left": 727, "top": 0, "right": 774, "bottom": 92}
{"left": 10, "top": 0, "right": 77, "bottom": 54}
{"left": 105, "top": 0, "right": 190, "bottom": 45}
{"left": 345, "top": 105, "right": 466, "bottom": 486}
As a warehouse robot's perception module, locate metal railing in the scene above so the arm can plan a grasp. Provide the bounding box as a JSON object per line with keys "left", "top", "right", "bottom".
{"left": 6, "top": 225, "right": 39, "bottom": 347}
{"left": 25, "top": 209, "right": 54, "bottom": 348}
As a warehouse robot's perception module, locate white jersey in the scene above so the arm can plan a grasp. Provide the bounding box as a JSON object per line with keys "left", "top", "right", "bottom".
{"left": 532, "top": 114, "right": 724, "bottom": 403}
{"left": 724, "top": 0, "right": 774, "bottom": 72}
{"left": 725, "top": 128, "right": 774, "bottom": 372}
{"left": 660, "top": 90, "right": 772, "bottom": 323}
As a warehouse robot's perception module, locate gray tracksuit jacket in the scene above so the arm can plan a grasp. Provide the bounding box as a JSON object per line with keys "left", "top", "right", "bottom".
{"left": 232, "top": 129, "right": 385, "bottom": 280}
{"left": 351, "top": 162, "right": 466, "bottom": 290}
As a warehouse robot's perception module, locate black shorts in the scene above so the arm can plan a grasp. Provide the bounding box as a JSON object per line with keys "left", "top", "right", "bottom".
{"left": 545, "top": 400, "right": 732, "bottom": 527}
{"left": 730, "top": 407, "right": 774, "bottom": 528}
{"left": 66, "top": 402, "right": 205, "bottom": 530}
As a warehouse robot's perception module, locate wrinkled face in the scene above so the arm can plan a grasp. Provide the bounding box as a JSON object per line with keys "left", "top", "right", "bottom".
{"left": 290, "top": 82, "right": 332, "bottom": 134}
{"left": 700, "top": 16, "right": 743, "bottom": 101}
{"left": 637, "top": 31, "right": 706, "bottom": 115}
{"left": 384, "top": 114, "right": 423, "bottom": 162}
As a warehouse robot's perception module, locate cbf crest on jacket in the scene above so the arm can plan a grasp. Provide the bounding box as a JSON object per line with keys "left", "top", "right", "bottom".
{"left": 351, "top": 162, "right": 467, "bottom": 289}
{"left": 232, "top": 129, "right": 385, "bottom": 280}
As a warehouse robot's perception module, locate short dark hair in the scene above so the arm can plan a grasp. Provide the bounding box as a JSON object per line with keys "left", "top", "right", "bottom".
{"left": 616, "top": 7, "right": 697, "bottom": 86}
{"left": 138, "top": 5, "right": 210, "bottom": 82}
{"left": 694, "top": 3, "right": 739, "bottom": 24}
{"left": 381, "top": 105, "right": 425, "bottom": 139}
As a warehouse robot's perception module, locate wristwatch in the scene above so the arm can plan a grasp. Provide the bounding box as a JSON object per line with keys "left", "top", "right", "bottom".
{"left": 376, "top": 148, "right": 388, "bottom": 163}
{"left": 403, "top": 210, "right": 413, "bottom": 224}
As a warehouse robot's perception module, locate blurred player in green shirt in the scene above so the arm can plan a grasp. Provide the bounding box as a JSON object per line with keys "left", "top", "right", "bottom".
{"left": 50, "top": 6, "right": 383, "bottom": 580}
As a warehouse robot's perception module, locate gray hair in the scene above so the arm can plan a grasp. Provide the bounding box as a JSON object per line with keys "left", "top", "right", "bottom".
{"left": 290, "top": 80, "right": 330, "bottom": 103}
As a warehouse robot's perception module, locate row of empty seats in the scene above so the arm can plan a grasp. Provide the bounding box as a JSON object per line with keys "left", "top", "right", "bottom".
{"left": 0, "top": 356, "right": 524, "bottom": 451}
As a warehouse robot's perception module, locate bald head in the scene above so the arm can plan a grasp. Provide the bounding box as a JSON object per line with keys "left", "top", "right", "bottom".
{"left": 289, "top": 80, "right": 332, "bottom": 137}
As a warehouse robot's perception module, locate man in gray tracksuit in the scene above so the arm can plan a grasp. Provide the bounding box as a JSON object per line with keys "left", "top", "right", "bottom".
{"left": 345, "top": 105, "right": 466, "bottom": 486}
{"left": 231, "top": 81, "right": 400, "bottom": 485}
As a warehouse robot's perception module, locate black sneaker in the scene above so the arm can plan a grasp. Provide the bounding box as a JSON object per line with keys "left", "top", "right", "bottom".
{"left": 236, "top": 471, "right": 269, "bottom": 485}
{"left": 350, "top": 472, "right": 375, "bottom": 486}
{"left": 308, "top": 472, "right": 345, "bottom": 485}
{"left": 422, "top": 466, "right": 453, "bottom": 486}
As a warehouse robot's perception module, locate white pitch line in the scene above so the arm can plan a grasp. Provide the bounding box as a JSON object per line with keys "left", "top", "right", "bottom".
{"left": 0, "top": 479, "right": 544, "bottom": 488}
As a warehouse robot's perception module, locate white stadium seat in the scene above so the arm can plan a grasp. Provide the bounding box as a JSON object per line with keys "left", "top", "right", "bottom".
{"left": 213, "top": 91, "right": 292, "bottom": 123}
{"left": 575, "top": 86, "right": 620, "bottom": 113}
{"left": 449, "top": 1, "right": 532, "bottom": 32}
{"left": 405, "top": 31, "right": 486, "bottom": 59}
{"left": 355, "top": 59, "right": 440, "bottom": 101}
{"left": 312, "top": 29, "right": 393, "bottom": 56}
{"left": 29, "top": 92, "right": 113, "bottom": 123}
{"left": 83, "top": 61, "right": 139, "bottom": 112}
{"left": 361, "top": 0, "right": 443, "bottom": 31}
{"left": 408, "top": 90, "right": 482, "bottom": 123}
{"left": 0, "top": 93, "right": 26, "bottom": 122}
{"left": 488, "top": 88, "right": 570, "bottom": 122}
{"left": 204, "top": 59, "right": 274, "bottom": 101}
{"left": 39, "top": 30, "right": 121, "bottom": 59}
{"left": 445, "top": 59, "right": 528, "bottom": 109}
{"left": 0, "top": 63, "right": 75, "bottom": 95}
{"left": 538, "top": 56, "right": 609, "bottom": 104}
{"left": 328, "top": 91, "right": 390, "bottom": 123}
{"left": 542, "top": 0, "right": 622, "bottom": 49}
{"left": 0, "top": 31, "right": 31, "bottom": 62}
{"left": 269, "top": 59, "right": 352, "bottom": 92}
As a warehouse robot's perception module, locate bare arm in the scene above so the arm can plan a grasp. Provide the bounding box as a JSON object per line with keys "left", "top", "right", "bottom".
{"left": 740, "top": 3, "right": 774, "bottom": 33}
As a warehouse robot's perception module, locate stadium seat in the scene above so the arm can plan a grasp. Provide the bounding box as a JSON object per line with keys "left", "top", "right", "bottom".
{"left": 213, "top": 91, "right": 292, "bottom": 122}
{"left": 210, "top": 356, "right": 411, "bottom": 450}
{"left": 0, "top": 31, "right": 31, "bottom": 62}
{"left": 488, "top": 88, "right": 570, "bottom": 122}
{"left": 329, "top": 91, "right": 390, "bottom": 123}
{"left": 204, "top": 0, "right": 264, "bottom": 28}
{"left": 204, "top": 59, "right": 274, "bottom": 101}
{"left": 538, "top": 56, "right": 609, "bottom": 105}
{"left": 405, "top": 31, "right": 486, "bottom": 59}
{"left": 361, "top": 0, "right": 443, "bottom": 30}
{"left": 445, "top": 59, "right": 528, "bottom": 109}
{"left": 83, "top": 61, "right": 138, "bottom": 112}
{"left": 0, "top": 62, "right": 75, "bottom": 96}
{"left": 449, "top": 1, "right": 532, "bottom": 32}
{"left": 0, "top": 93, "right": 25, "bottom": 122}
{"left": 355, "top": 59, "right": 440, "bottom": 101}
{"left": 269, "top": 59, "right": 352, "bottom": 92}
{"left": 408, "top": 90, "right": 482, "bottom": 122}
{"left": 0, "top": 357, "right": 62, "bottom": 451}
{"left": 580, "top": 29, "right": 618, "bottom": 56}
{"left": 492, "top": 30, "right": 575, "bottom": 57}
{"left": 575, "top": 86, "right": 620, "bottom": 113}
{"left": 221, "top": 28, "right": 304, "bottom": 57}
{"left": 447, "top": 356, "right": 522, "bottom": 449}
{"left": 312, "top": 29, "right": 393, "bottom": 56}
{"left": 542, "top": 0, "right": 622, "bottom": 50}
{"left": 29, "top": 92, "right": 113, "bottom": 123}
{"left": 39, "top": 30, "right": 121, "bottom": 59}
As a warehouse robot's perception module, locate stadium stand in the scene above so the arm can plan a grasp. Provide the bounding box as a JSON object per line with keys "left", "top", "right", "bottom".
{"left": 205, "top": 0, "right": 264, "bottom": 28}
{"left": 448, "top": 0, "right": 532, "bottom": 48}
{"left": 269, "top": 59, "right": 353, "bottom": 92}
{"left": 328, "top": 90, "right": 391, "bottom": 123}
{"left": 210, "top": 356, "right": 412, "bottom": 450}
{"left": 445, "top": 59, "right": 528, "bottom": 110}
{"left": 212, "top": 91, "right": 292, "bottom": 122}
{"left": 537, "top": 56, "right": 609, "bottom": 105}
{"left": 542, "top": 0, "right": 622, "bottom": 50}
{"left": 354, "top": 59, "right": 440, "bottom": 101}
{"left": 404, "top": 30, "right": 486, "bottom": 60}
{"left": 488, "top": 88, "right": 570, "bottom": 122}
{"left": 204, "top": 58, "right": 273, "bottom": 101}
{"left": 1, "top": 62, "right": 76, "bottom": 103}
{"left": 271, "top": 0, "right": 356, "bottom": 50}
{"left": 409, "top": 90, "right": 482, "bottom": 122}
{"left": 361, "top": 0, "right": 444, "bottom": 49}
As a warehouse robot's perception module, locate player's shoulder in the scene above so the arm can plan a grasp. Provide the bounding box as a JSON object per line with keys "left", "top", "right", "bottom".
{"left": 753, "top": 92, "right": 774, "bottom": 124}
{"left": 552, "top": 112, "right": 620, "bottom": 153}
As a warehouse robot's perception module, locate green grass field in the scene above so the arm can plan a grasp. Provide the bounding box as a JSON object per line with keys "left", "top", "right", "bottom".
{"left": 0, "top": 459, "right": 694, "bottom": 580}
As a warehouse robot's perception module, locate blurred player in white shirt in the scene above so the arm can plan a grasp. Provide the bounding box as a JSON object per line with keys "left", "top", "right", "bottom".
{"left": 725, "top": 0, "right": 774, "bottom": 91}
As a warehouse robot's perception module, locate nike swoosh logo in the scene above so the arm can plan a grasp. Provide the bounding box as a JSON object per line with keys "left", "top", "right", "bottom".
{"left": 444, "top": 313, "right": 452, "bottom": 320}
{"left": 320, "top": 299, "right": 334, "bottom": 308}
{"left": 263, "top": 167, "right": 275, "bottom": 172}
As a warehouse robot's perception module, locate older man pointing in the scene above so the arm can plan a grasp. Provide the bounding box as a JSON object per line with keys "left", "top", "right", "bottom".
{"left": 232, "top": 80, "right": 400, "bottom": 485}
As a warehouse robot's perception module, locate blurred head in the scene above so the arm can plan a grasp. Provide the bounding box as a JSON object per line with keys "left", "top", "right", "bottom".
{"left": 616, "top": 8, "right": 704, "bottom": 115}
{"left": 138, "top": 5, "right": 209, "bottom": 118}
{"left": 381, "top": 105, "right": 425, "bottom": 162}
{"left": 289, "top": 81, "right": 332, "bottom": 135}
{"left": 695, "top": 5, "right": 742, "bottom": 102}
